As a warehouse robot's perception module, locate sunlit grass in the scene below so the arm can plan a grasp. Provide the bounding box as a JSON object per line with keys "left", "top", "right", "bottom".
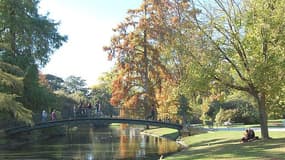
{"left": 141, "top": 127, "right": 179, "bottom": 140}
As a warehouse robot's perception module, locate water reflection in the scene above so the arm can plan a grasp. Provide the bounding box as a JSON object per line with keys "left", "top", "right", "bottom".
{"left": 1, "top": 124, "right": 181, "bottom": 159}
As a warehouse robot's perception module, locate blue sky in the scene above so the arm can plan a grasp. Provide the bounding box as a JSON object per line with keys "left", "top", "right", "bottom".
{"left": 39, "top": 0, "right": 142, "bottom": 86}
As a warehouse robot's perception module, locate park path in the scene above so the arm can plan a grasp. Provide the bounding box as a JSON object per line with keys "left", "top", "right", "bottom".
{"left": 211, "top": 127, "right": 285, "bottom": 132}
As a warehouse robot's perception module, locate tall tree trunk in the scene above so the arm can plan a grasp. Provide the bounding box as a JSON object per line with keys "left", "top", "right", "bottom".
{"left": 143, "top": 27, "right": 151, "bottom": 116}
{"left": 143, "top": 0, "right": 151, "bottom": 116}
{"left": 255, "top": 92, "right": 270, "bottom": 139}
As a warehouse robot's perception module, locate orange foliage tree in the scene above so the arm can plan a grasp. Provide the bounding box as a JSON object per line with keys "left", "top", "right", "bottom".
{"left": 104, "top": 0, "right": 196, "bottom": 119}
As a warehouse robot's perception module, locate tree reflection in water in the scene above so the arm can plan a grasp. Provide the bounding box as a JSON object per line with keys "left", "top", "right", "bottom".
{"left": 1, "top": 124, "right": 181, "bottom": 159}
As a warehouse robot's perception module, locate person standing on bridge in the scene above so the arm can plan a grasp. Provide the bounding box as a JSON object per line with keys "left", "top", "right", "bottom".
{"left": 73, "top": 105, "right": 77, "bottom": 118}
{"left": 41, "top": 110, "right": 47, "bottom": 122}
{"left": 147, "top": 106, "right": 156, "bottom": 120}
{"left": 95, "top": 101, "right": 100, "bottom": 115}
{"left": 51, "top": 109, "right": 56, "bottom": 121}
{"left": 87, "top": 102, "right": 92, "bottom": 117}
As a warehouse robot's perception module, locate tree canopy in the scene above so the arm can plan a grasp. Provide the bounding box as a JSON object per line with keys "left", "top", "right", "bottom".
{"left": 0, "top": 0, "right": 67, "bottom": 69}
{"left": 187, "top": 0, "right": 285, "bottom": 139}
{"left": 105, "top": 0, "right": 285, "bottom": 139}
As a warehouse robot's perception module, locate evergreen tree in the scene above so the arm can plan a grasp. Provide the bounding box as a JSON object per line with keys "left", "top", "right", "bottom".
{"left": 0, "top": 61, "right": 32, "bottom": 124}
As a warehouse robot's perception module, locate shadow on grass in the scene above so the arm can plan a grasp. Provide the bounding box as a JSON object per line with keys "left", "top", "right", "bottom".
{"left": 189, "top": 138, "right": 241, "bottom": 147}
{"left": 250, "top": 138, "right": 285, "bottom": 149}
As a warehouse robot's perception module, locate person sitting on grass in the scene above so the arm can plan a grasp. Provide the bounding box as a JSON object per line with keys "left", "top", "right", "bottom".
{"left": 248, "top": 128, "right": 259, "bottom": 141}
{"left": 241, "top": 129, "right": 249, "bottom": 143}
{"left": 241, "top": 128, "right": 259, "bottom": 143}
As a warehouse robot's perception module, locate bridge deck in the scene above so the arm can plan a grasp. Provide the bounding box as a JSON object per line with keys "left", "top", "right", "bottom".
{"left": 5, "top": 117, "right": 183, "bottom": 135}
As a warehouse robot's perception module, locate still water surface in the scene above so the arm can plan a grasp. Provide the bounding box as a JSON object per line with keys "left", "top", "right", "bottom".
{"left": 1, "top": 124, "right": 181, "bottom": 159}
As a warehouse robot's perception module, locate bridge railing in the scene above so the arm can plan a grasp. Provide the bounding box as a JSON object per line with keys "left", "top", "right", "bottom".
{"left": 37, "top": 107, "right": 181, "bottom": 125}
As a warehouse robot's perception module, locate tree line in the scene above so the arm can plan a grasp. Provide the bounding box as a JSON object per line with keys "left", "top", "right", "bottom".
{"left": 1, "top": 0, "right": 284, "bottom": 140}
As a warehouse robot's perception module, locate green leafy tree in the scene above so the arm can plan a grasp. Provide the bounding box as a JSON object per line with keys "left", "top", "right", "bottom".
{"left": 208, "top": 99, "right": 259, "bottom": 124}
{"left": 22, "top": 65, "right": 55, "bottom": 112}
{"left": 44, "top": 74, "right": 64, "bottom": 91}
{"left": 177, "top": 94, "right": 192, "bottom": 125}
{"left": 188, "top": 0, "right": 285, "bottom": 139}
{"left": 63, "top": 76, "right": 87, "bottom": 94}
{"left": 1, "top": 0, "right": 67, "bottom": 115}
{"left": 215, "top": 108, "right": 236, "bottom": 125}
{"left": 90, "top": 85, "right": 115, "bottom": 117}
{"left": 0, "top": 0, "right": 67, "bottom": 69}
{"left": 89, "top": 72, "right": 116, "bottom": 116}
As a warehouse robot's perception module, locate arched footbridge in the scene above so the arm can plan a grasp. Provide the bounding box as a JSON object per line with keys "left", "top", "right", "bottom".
{"left": 5, "top": 117, "right": 183, "bottom": 135}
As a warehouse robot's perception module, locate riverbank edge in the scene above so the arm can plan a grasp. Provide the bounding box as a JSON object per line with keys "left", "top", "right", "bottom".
{"left": 140, "top": 127, "right": 190, "bottom": 158}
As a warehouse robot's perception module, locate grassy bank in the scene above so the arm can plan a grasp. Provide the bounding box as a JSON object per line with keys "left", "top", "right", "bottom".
{"left": 143, "top": 127, "right": 285, "bottom": 160}
{"left": 165, "top": 131, "right": 285, "bottom": 160}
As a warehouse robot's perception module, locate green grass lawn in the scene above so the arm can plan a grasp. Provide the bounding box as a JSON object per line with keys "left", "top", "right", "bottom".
{"left": 141, "top": 127, "right": 179, "bottom": 140}
{"left": 165, "top": 131, "right": 285, "bottom": 160}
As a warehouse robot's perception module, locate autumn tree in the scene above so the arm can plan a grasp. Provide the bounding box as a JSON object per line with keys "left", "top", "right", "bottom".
{"left": 104, "top": 0, "right": 169, "bottom": 116}
{"left": 186, "top": 0, "right": 285, "bottom": 139}
{"left": 104, "top": 0, "right": 195, "bottom": 119}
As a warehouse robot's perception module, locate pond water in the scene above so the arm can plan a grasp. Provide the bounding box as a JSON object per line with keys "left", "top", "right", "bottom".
{"left": 1, "top": 124, "right": 182, "bottom": 159}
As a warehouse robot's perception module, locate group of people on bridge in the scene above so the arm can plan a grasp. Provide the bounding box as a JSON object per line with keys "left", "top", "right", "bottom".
{"left": 41, "top": 108, "right": 56, "bottom": 122}
{"left": 40, "top": 103, "right": 178, "bottom": 125}
{"left": 73, "top": 101, "right": 102, "bottom": 118}
{"left": 40, "top": 101, "right": 103, "bottom": 123}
